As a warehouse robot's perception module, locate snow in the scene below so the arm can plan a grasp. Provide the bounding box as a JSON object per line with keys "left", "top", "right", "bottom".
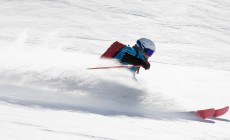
{"left": 0, "top": 0, "right": 230, "bottom": 139}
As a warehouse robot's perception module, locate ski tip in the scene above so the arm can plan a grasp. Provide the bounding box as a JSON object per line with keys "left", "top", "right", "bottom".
{"left": 213, "top": 106, "right": 229, "bottom": 118}
{"left": 224, "top": 106, "right": 229, "bottom": 109}
{"left": 220, "top": 106, "right": 229, "bottom": 110}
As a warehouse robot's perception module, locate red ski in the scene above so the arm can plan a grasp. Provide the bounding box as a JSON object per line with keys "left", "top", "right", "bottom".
{"left": 196, "top": 108, "right": 215, "bottom": 119}
{"left": 213, "top": 106, "right": 229, "bottom": 118}
{"left": 196, "top": 106, "right": 229, "bottom": 119}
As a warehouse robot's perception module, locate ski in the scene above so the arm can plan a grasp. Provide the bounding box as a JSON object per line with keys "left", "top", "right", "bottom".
{"left": 213, "top": 106, "right": 229, "bottom": 118}
{"left": 196, "top": 108, "right": 215, "bottom": 119}
{"left": 196, "top": 106, "right": 229, "bottom": 119}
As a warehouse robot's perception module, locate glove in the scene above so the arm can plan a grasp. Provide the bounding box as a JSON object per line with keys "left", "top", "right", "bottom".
{"left": 142, "top": 61, "right": 150, "bottom": 70}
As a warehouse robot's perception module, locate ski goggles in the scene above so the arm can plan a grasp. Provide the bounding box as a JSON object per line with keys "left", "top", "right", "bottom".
{"left": 144, "top": 48, "right": 154, "bottom": 57}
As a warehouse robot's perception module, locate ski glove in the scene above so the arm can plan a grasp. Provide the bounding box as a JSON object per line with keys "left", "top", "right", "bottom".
{"left": 142, "top": 60, "right": 150, "bottom": 70}
{"left": 121, "top": 53, "right": 150, "bottom": 70}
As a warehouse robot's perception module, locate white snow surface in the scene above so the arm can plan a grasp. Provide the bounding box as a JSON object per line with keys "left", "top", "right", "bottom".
{"left": 0, "top": 0, "right": 230, "bottom": 139}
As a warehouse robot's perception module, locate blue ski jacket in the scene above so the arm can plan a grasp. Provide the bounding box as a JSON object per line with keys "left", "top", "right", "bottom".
{"left": 114, "top": 45, "right": 146, "bottom": 72}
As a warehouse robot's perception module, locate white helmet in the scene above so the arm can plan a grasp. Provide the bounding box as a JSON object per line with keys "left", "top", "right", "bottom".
{"left": 136, "top": 38, "right": 155, "bottom": 52}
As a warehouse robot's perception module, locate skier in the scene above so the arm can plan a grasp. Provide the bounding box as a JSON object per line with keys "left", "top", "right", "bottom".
{"left": 115, "top": 38, "right": 155, "bottom": 73}
{"left": 101, "top": 38, "right": 155, "bottom": 73}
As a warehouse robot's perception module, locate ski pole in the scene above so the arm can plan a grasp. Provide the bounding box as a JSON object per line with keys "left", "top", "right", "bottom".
{"left": 87, "top": 65, "right": 141, "bottom": 70}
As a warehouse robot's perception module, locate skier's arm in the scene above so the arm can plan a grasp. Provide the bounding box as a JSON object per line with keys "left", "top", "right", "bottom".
{"left": 121, "top": 53, "right": 150, "bottom": 70}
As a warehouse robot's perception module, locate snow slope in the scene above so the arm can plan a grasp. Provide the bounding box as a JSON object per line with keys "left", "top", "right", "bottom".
{"left": 0, "top": 0, "right": 230, "bottom": 139}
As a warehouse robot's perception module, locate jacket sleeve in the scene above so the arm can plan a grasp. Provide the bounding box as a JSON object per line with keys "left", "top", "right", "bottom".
{"left": 121, "top": 52, "right": 144, "bottom": 65}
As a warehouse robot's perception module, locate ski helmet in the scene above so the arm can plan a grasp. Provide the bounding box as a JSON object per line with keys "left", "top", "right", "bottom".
{"left": 136, "top": 38, "right": 155, "bottom": 56}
